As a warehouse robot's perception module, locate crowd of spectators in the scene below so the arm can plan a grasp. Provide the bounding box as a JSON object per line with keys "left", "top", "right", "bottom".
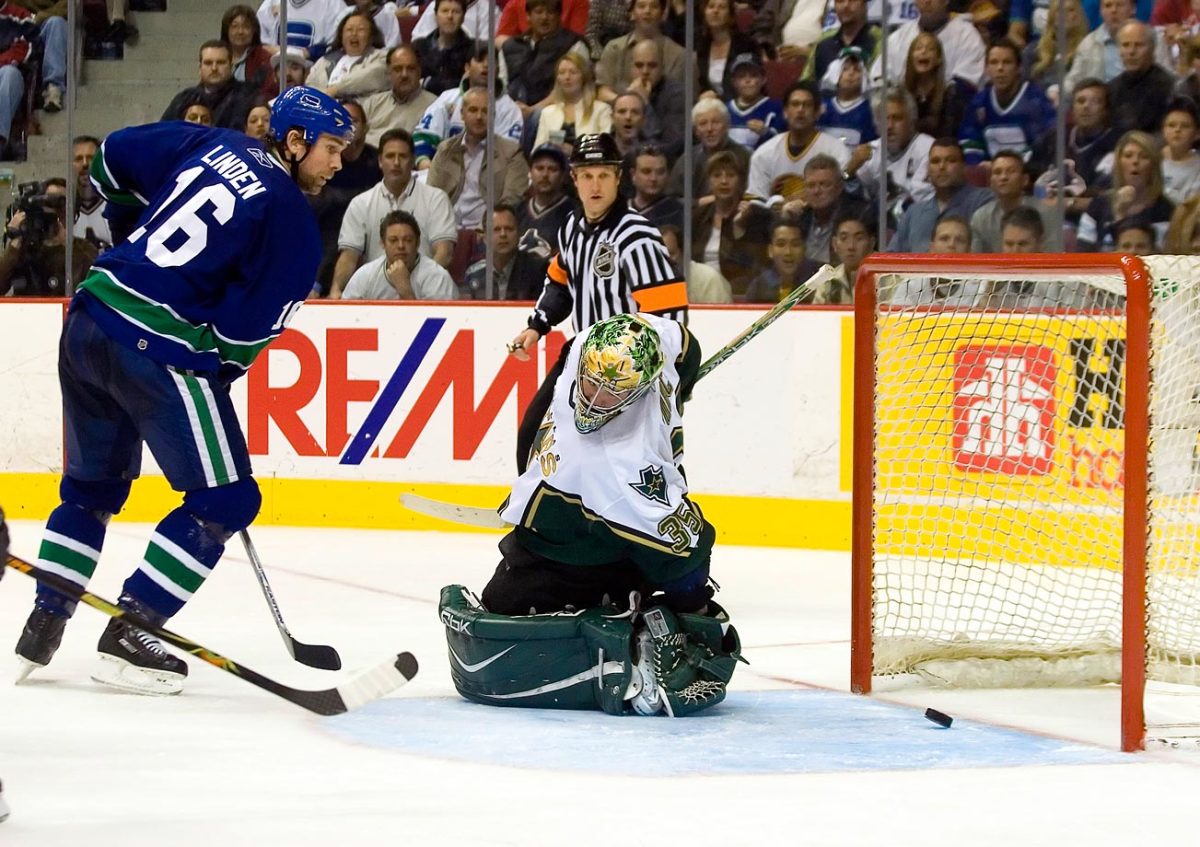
{"left": 12, "top": 0, "right": 1200, "bottom": 304}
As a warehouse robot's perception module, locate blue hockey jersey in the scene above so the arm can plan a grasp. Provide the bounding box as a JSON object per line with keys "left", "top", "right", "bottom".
{"left": 818, "top": 95, "right": 877, "bottom": 147}
{"left": 727, "top": 96, "right": 784, "bottom": 151}
{"left": 959, "top": 82, "right": 1056, "bottom": 165}
{"left": 79, "top": 122, "right": 321, "bottom": 382}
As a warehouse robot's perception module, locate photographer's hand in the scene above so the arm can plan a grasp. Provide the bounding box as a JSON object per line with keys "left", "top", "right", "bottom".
{"left": 6, "top": 210, "right": 24, "bottom": 251}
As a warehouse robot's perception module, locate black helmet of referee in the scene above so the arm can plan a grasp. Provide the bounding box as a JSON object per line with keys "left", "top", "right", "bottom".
{"left": 571, "top": 133, "right": 623, "bottom": 168}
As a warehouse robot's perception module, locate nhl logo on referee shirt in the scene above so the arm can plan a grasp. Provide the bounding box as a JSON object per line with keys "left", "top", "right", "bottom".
{"left": 593, "top": 242, "right": 617, "bottom": 278}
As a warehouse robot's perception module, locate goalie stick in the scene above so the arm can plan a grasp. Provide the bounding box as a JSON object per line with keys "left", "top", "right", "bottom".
{"left": 399, "top": 264, "right": 840, "bottom": 529}
{"left": 240, "top": 530, "right": 342, "bottom": 671}
{"left": 4, "top": 554, "right": 417, "bottom": 716}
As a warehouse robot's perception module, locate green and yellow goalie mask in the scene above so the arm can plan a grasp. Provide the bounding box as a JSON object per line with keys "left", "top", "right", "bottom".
{"left": 573, "top": 314, "right": 664, "bottom": 433}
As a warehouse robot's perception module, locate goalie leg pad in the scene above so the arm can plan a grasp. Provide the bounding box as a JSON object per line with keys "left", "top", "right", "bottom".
{"left": 439, "top": 585, "right": 635, "bottom": 715}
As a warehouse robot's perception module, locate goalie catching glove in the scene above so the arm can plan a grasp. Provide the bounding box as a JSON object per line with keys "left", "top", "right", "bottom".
{"left": 439, "top": 585, "right": 744, "bottom": 717}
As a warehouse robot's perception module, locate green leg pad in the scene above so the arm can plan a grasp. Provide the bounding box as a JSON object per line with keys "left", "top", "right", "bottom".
{"left": 439, "top": 585, "right": 635, "bottom": 715}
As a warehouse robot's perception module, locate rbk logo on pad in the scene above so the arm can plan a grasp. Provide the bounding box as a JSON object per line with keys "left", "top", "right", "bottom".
{"left": 952, "top": 345, "right": 1057, "bottom": 475}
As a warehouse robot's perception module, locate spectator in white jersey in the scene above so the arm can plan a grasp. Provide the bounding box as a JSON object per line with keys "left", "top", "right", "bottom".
{"left": 341, "top": 209, "right": 458, "bottom": 300}
{"left": 256, "top": 0, "right": 349, "bottom": 61}
{"left": 331, "top": 127, "right": 457, "bottom": 297}
{"left": 748, "top": 80, "right": 850, "bottom": 206}
{"left": 508, "top": 132, "right": 685, "bottom": 471}
{"left": 849, "top": 88, "right": 935, "bottom": 217}
{"left": 71, "top": 135, "right": 111, "bottom": 252}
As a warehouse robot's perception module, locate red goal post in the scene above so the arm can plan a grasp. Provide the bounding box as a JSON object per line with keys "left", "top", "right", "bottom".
{"left": 848, "top": 253, "right": 1190, "bottom": 752}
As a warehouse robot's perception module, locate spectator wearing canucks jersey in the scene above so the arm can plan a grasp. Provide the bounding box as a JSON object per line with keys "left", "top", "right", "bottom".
{"left": 889, "top": 138, "right": 993, "bottom": 252}
{"left": 426, "top": 87, "right": 531, "bottom": 230}
{"left": 959, "top": 39, "right": 1055, "bottom": 165}
{"left": 163, "top": 40, "right": 263, "bottom": 131}
{"left": 1108, "top": 21, "right": 1177, "bottom": 134}
{"left": 256, "top": 0, "right": 349, "bottom": 61}
{"left": 0, "top": 2, "right": 39, "bottom": 155}
{"left": 341, "top": 209, "right": 458, "bottom": 299}
{"left": 748, "top": 81, "right": 850, "bottom": 206}
{"left": 412, "top": 44, "right": 523, "bottom": 167}
{"left": 870, "top": 0, "right": 987, "bottom": 89}
{"left": 725, "top": 53, "right": 783, "bottom": 151}
{"left": 801, "top": 0, "right": 881, "bottom": 84}
{"left": 817, "top": 46, "right": 877, "bottom": 147}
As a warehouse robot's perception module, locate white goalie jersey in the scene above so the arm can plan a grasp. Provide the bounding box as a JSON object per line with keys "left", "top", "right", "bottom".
{"left": 500, "top": 315, "right": 709, "bottom": 575}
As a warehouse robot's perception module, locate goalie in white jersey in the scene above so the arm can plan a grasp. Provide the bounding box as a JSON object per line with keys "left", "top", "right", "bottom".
{"left": 439, "top": 313, "right": 742, "bottom": 718}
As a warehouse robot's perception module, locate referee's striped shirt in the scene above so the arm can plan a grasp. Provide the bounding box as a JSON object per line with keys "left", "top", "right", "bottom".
{"left": 528, "top": 200, "right": 687, "bottom": 335}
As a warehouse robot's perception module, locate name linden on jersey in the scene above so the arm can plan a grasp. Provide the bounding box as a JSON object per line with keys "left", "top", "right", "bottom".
{"left": 200, "top": 145, "right": 269, "bottom": 200}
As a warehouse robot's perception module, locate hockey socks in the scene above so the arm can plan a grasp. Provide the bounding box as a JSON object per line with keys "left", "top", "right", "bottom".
{"left": 35, "top": 503, "right": 109, "bottom": 615}
{"left": 121, "top": 507, "right": 224, "bottom": 620}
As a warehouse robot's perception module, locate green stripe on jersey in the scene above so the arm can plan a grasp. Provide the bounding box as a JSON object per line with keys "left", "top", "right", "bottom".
{"left": 143, "top": 542, "right": 207, "bottom": 596}
{"left": 38, "top": 539, "right": 100, "bottom": 581}
{"left": 89, "top": 149, "right": 144, "bottom": 207}
{"left": 78, "top": 269, "right": 274, "bottom": 370}
{"left": 181, "top": 373, "right": 231, "bottom": 484}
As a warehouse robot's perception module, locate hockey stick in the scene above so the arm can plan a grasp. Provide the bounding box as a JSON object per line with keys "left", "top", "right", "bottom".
{"left": 4, "top": 554, "right": 417, "bottom": 716}
{"left": 240, "top": 530, "right": 342, "bottom": 670}
{"left": 697, "top": 262, "right": 838, "bottom": 379}
{"left": 400, "top": 265, "right": 841, "bottom": 530}
{"left": 400, "top": 493, "right": 511, "bottom": 529}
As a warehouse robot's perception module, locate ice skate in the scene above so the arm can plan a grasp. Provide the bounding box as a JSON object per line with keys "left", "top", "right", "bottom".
{"left": 15, "top": 606, "right": 68, "bottom": 683}
{"left": 92, "top": 597, "right": 188, "bottom": 696}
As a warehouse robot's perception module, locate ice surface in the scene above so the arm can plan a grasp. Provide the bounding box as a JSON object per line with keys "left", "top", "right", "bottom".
{"left": 1, "top": 521, "right": 1198, "bottom": 846}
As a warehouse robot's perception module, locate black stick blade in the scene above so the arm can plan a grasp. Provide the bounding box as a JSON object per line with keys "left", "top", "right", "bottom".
{"left": 291, "top": 641, "right": 343, "bottom": 671}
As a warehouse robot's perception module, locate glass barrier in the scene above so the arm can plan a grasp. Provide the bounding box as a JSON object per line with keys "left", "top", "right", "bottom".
{"left": 9, "top": 1, "right": 1095, "bottom": 304}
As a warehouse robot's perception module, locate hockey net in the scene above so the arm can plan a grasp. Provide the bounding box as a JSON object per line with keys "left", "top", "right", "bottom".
{"left": 851, "top": 254, "right": 1200, "bottom": 751}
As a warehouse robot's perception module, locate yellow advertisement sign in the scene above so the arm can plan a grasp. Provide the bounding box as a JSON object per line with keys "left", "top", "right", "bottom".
{"left": 874, "top": 312, "right": 1125, "bottom": 569}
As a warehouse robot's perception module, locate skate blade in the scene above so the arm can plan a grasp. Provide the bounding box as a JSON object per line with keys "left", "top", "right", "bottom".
{"left": 15, "top": 658, "right": 44, "bottom": 685}
{"left": 91, "top": 654, "right": 184, "bottom": 696}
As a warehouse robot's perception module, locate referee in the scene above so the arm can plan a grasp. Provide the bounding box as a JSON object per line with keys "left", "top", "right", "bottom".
{"left": 508, "top": 132, "right": 688, "bottom": 471}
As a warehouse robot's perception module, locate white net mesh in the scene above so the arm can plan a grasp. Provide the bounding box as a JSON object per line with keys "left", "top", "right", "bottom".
{"left": 865, "top": 257, "right": 1200, "bottom": 693}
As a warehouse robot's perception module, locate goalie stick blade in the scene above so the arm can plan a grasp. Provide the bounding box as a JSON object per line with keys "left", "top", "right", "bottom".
{"left": 400, "top": 493, "right": 511, "bottom": 529}
{"left": 3, "top": 554, "right": 416, "bottom": 716}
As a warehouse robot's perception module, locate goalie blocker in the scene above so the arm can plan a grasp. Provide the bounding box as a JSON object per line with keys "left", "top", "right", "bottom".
{"left": 439, "top": 585, "right": 743, "bottom": 717}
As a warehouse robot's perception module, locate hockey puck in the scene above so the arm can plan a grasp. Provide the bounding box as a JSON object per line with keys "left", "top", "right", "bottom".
{"left": 924, "top": 708, "right": 953, "bottom": 728}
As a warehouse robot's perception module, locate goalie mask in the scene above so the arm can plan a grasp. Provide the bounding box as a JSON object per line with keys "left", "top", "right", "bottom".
{"left": 573, "top": 314, "right": 664, "bottom": 433}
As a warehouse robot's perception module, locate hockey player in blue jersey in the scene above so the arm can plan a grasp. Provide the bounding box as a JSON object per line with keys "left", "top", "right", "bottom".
{"left": 13, "top": 86, "right": 354, "bottom": 695}
{"left": 959, "top": 39, "right": 1055, "bottom": 166}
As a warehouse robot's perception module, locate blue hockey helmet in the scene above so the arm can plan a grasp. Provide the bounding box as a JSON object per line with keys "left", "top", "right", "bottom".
{"left": 268, "top": 85, "right": 355, "bottom": 146}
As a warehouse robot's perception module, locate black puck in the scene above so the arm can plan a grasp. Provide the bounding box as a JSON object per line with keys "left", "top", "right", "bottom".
{"left": 925, "top": 707, "right": 953, "bottom": 728}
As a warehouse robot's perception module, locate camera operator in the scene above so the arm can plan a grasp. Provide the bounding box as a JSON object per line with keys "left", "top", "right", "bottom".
{"left": 0, "top": 178, "right": 97, "bottom": 297}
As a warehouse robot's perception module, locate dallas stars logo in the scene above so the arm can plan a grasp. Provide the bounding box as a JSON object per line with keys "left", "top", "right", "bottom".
{"left": 629, "top": 464, "right": 670, "bottom": 505}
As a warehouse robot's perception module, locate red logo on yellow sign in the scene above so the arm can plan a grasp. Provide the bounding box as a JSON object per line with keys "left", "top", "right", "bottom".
{"left": 952, "top": 345, "right": 1057, "bottom": 475}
